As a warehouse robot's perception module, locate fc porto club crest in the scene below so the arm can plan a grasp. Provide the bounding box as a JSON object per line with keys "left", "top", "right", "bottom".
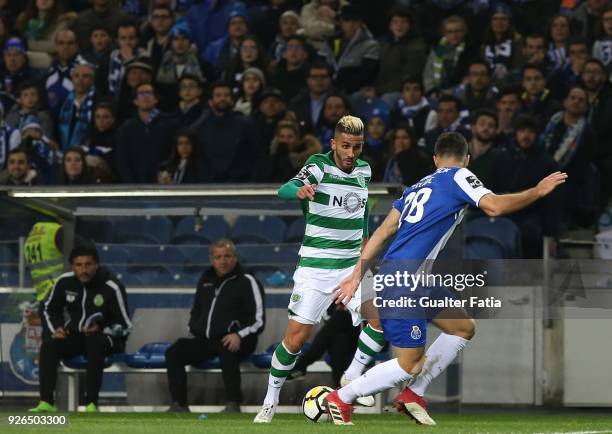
{"left": 410, "top": 325, "right": 422, "bottom": 340}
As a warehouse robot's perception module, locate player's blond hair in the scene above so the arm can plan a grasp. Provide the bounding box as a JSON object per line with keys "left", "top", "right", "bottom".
{"left": 335, "top": 115, "right": 364, "bottom": 137}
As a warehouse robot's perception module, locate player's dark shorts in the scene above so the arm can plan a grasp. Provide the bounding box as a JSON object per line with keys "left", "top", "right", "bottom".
{"left": 376, "top": 263, "right": 457, "bottom": 348}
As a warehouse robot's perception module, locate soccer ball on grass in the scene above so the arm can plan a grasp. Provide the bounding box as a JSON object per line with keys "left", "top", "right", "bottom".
{"left": 302, "top": 385, "right": 334, "bottom": 423}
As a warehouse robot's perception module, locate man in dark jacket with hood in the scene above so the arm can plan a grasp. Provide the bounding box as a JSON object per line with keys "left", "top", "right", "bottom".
{"left": 165, "top": 239, "right": 265, "bottom": 413}
{"left": 30, "top": 245, "right": 131, "bottom": 413}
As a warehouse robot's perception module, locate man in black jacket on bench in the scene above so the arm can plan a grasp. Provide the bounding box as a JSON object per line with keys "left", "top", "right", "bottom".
{"left": 165, "top": 239, "right": 265, "bottom": 413}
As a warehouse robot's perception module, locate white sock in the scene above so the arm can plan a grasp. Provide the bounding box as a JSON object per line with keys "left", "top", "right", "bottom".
{"left": 410, "top": 334, "right": 469, "bottom": 396}
{"left": 338, "top": 358, "right": 412, "bottom": 403}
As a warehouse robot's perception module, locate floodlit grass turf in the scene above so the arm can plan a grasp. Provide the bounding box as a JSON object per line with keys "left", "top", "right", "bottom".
{"left": 2, "top": 412, "right": 612, "bottom": 434}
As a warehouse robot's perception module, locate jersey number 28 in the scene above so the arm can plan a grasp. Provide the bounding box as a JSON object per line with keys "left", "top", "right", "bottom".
{"left": 400, "top": 188, "right": 432, "bottom": 225}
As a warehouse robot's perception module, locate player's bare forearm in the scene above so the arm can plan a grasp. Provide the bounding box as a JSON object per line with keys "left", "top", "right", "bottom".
{"left": 479, "top": 171, "right": 567, "bottom": 217}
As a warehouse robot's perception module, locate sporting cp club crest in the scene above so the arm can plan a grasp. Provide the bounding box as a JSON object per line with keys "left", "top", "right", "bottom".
{"left": 342, "top": 192, "right": 362, "bottom": 213}
{"left": 290, "top": 293, "right": 301, "bottom": 303}
{"left": 410, "top": 325, "right": 422, "bottom": 340}
{"left": 94, "top": 294, "right": 104, "bottom": 307}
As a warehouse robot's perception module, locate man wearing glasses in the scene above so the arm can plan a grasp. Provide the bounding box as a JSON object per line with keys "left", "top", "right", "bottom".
{"left": 289, "top": 61, "right": 333, "bottom": 134}
{"left": 144, "top": 5, "right": 175, "bottom": 75}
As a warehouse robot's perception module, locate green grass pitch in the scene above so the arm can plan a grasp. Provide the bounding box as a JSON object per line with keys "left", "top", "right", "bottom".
{"left": 2, "top": 412, "right": 612, "bottom": 434}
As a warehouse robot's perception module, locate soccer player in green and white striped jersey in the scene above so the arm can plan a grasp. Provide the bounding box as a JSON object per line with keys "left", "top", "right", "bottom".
{"left": 254, "top": 115, "right": 386, "bottom": 423}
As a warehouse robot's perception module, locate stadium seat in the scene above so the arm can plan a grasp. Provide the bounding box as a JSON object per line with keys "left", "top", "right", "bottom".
{"left": 464, "top": 217, "right": 522, "bottom": 258}
{"left": 123, "top": 245, "right": 185, "bottom": 272}
{"left": 172, "top": 216, "right": 229, "bottom": 245}
{"left": 113, "top": 216, "right": 173, "bottom": 244}
{"left": 97, "top": 244, "right": 130, "bottom": 275}
{"left": 464, "top": 235, "right": 506, "bottom": 259}
{"left": 78, "top": 218, "right": 115, "bottom": 243}
{"left": 0, "top": 245, "right": 16, "bottom": 264}
{"left": 285, "top": 217, "right": 305, "bottom": 243}
{"left": 237, "top": 244, "right": 299, "bottom": 266}
{"left": 128, "top": 266, "right": 178, "bottom": 286}
{"left": 230, "top": 216, "right": 287, "bottom": 244}
{"left": 0, "top": 266, "right": 18, "bottom": 286}
{"left": 62, "top": 353, "right": 125, "bottom": 369}
{"left": 125, "top": 342, "right": 171, "bottom": 369}
{"left": 180, "top": 245, "right": 211, "bottom": 275}
{"left": 0, "top": 217, "right": 37, "bottom": 241}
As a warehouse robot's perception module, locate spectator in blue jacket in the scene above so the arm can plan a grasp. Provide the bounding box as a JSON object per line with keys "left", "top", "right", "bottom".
{"left": 187, "top": 0, "right": 246, "bottom": 59}
{"left": 202, "top": 3, "right": 249, "bottom": 78}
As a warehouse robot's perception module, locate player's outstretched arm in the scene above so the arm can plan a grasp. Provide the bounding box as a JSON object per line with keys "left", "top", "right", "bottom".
{"left": 277, "top": 180, "right": 317, "bottom": 201}
{"left": 479, "top": 171, "right": 567, "bottom": 217}
{"left": 333, "top": 209, "right": 401, "bottom": 305}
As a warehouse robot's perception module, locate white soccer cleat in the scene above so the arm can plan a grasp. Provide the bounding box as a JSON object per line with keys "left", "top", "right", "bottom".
{"left": 253, "top": 403, "right": 276, "bottom": 423}
{"left": 340, "top": 374, "right": 376, "bottom": 407}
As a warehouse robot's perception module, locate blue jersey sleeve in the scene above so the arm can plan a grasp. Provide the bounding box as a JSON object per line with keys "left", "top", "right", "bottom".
{"left": 452, "top": 168, "right": 492, "bottom": 207}
{"left": 392, "top": 189, "right": 410, "bottom": 213}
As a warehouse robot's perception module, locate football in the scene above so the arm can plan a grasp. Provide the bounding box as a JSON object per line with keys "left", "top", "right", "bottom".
{"left": 302, "top": 385, "right": 334, "bottom": 423}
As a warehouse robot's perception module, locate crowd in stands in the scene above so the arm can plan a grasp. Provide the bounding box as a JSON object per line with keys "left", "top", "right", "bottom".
{"left": 0, "top": 0, "right": 611, "bottom": 251}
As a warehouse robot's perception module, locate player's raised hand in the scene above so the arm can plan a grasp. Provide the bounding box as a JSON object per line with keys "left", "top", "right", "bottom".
{"left": 296, "top": 184, "right": 317, "bottom": 201}
{"left": 535, "top": 171, "right": 567, "bottom": 197}
{"left": 333, "top": 274, "right": 360, "bottom": 305}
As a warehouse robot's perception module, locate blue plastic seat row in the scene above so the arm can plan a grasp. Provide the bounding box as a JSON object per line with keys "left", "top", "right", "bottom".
{"left": 79, "top": 215, "right": 386, "bottom": 245}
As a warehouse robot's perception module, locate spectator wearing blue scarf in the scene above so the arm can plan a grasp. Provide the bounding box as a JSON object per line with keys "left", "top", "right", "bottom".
{"left": 58, "top": 62, "right": 97, "bottom": 151}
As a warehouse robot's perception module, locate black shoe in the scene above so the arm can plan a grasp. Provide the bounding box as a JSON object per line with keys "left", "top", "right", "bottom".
{"left": 167, "top": 402, "right": 189, "bottom": 412}
{"left": 221, "top": 402, "right": 241, "bottom": 413}
{"left": 285, "top": 369, "right": 305, "bottom": 383}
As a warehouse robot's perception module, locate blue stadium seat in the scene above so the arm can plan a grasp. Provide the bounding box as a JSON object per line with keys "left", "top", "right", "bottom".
{"left": 464, "top": 217, "right": 522, "bottom": 258}
{"left": 230, "top": 216, "right": 287, "bottom": 244}
{"left": 97, "top": 244, "right": 130, "bottom": 274}
{"left": 113, "top": 216, "right": 173, "bottom": 244}
{"left": 0, "top": 266, "right": 18, "bottom": 286}
{"left": 0, "top": 217, "right": 36, "bottom": 241}
{"left": 285, "top": 217, "right": 305, "bottom": 243}
{"left": 128, "top": 267, "right": 178, "bottom": 286}
{"left": 464, "top": 236, "right": 506, "bottom": 260}
{"left": 78, "top": 218, "right": 115, "bottom": 243}
{"left": 0, "top": 245, "right": 16, "bottom": 264}
{"left": 125, "top": 342, "right": 171, "bottom": 369}
{"left": 119, "top": 273, "right": 143, "bottom": 287}
{"left": 179, "top": 245, "right": 211, "bottom": 275}
{"left": 63, "top": 353, "right": 125, "bottom": 369}
{"left": 237, "top": 244, "right": 299, "bottom": 266}
{"left": 172, "top": 216, "right": 229, "bottom": 244}
{"left": 123, "top": 245, "right": 184, "bottom": 275}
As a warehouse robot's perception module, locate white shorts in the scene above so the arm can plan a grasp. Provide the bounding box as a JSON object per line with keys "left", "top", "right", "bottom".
{"left": 287, "top": 266, "right": 365, "bottom": 326}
